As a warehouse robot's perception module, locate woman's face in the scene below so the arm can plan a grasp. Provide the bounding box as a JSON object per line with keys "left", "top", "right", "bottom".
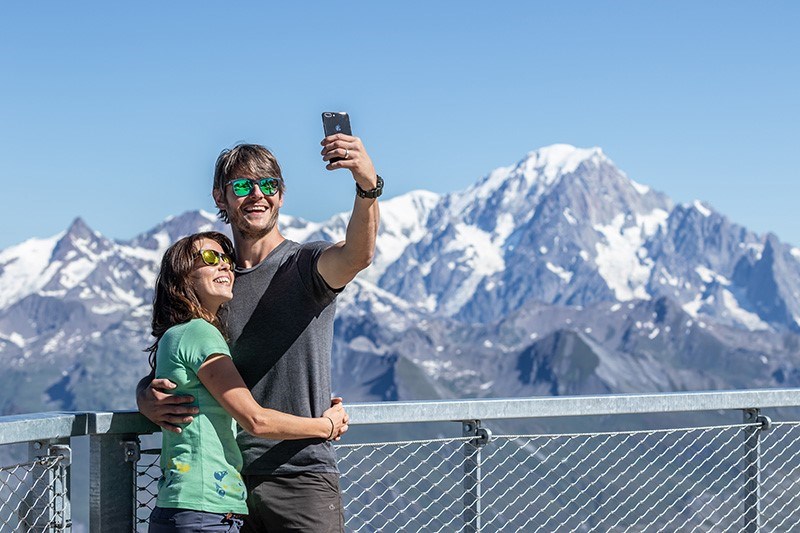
{"left": 189, "top": 238, "right": 234, "bottom": 314}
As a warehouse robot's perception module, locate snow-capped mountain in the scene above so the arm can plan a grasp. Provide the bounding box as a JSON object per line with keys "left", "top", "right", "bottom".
{"left": 1, "top": 144, "right": 799, "bottom": 415}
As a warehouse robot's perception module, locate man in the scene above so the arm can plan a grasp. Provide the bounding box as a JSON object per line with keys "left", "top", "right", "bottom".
{"left": 137, "top": 133, "right": 382, "bottom": 532}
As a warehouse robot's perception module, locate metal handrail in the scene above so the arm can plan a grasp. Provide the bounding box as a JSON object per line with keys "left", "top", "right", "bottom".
{"left": 346, "top": 388, "right": 800, "bottom": 424}
{"left": 3, "top": 388, "right": 800, "bottom": 444}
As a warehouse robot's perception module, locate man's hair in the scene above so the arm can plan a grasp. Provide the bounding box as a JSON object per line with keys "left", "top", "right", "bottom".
{"left": 145, "top": 231, "right": 235, "bottom": 371}
{"left": 213, "top": 144, "right": 286, "bottom": 223}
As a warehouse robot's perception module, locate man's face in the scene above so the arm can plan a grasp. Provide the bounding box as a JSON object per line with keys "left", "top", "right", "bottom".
{"left": 214, "top": 170, "right": 284, "bottom": 240}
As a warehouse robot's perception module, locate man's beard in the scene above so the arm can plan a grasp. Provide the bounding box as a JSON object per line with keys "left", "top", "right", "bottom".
{"left": 229, "top": 205, "right": 280, "bottom": 240}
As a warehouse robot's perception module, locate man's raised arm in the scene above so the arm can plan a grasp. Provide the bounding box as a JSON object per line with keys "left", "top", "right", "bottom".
{"left": 317, "top": 134, "right": 381, "bottom": 289}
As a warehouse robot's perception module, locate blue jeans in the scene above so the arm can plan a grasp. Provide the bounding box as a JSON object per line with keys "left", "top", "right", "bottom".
{"left": 148, "top": 506, "right": 244, "bottom": 533}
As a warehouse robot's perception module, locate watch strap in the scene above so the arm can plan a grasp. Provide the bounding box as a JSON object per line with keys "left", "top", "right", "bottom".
{"left": 356, "top": 175, "right": 384, "bottom": 199}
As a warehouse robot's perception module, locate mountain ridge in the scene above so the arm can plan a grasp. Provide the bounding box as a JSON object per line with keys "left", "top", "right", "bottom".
{"left": 1, "top": 143, "right": 799, "bottom": 415}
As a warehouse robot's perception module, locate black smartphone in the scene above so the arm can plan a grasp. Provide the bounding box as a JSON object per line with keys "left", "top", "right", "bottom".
{"left": 322, "top": 112, "right": 352, "bottom": 163}
{"left": 322, "top": 111, "right": 352, "bottom": 137}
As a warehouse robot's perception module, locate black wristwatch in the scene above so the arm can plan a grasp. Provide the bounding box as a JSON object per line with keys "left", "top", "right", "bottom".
{"left": 356, "top": 175, "right": 384, "bottom": 199}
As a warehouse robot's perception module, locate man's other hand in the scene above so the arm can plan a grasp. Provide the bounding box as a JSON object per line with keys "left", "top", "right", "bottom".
{"left": 136, "top": 377, "right": 198, "bottom": 434}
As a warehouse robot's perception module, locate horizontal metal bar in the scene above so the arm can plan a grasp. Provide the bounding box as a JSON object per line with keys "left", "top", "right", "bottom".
{"left": 2, "top": 389, "right": 800, "bottom": 442}
{"left": 88, "top": 411, "right": 159, "bottom": 436}
{"left": 346, "top": 389, "right": 800, "bottom": 425}
{"left": 0, "top": 412, "right": 87, "bottom": 445}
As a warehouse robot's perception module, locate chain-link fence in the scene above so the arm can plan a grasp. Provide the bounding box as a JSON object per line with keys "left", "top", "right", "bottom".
{"left": 4, "top": 396, "right": 800, "bottom": 532}
{"left": 338, "top": 436, "right": 475, "bottom": 531}
{"left": 134, "top": 448, "right": 161, "bottom": 532}
{"left": 0, "top": 452, "right": 70, "bottom": 532}
{"left": 335, "top": 421, "right": 800, "bottom": 532}
{"left": 130, "top": 420, "right": 800, "bottom": 532}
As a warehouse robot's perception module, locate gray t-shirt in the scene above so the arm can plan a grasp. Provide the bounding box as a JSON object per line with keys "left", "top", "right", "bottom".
{"left": 223, "top": 239, "right": 341, "bottom": 475}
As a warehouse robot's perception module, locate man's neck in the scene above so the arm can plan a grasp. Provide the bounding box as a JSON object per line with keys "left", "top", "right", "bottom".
{"left": 232, "top": 228, "right": 286, "bottom": 269}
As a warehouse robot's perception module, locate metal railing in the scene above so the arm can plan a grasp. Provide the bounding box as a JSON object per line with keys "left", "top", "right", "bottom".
{"left": 3, "top": 389, "right": 800, "bottom": 532}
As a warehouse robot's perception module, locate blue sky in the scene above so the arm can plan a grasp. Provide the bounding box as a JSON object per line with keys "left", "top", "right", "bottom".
{"left": 1, "top": 2, "right": 798, "bottom": 250}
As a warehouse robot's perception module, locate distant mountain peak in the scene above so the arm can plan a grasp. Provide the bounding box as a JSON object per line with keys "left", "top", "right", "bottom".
{"left": 447, "top": 144, "right": 611, "bottom": 222}
{"left": 519, "top": 144, "right": 607, "bottom": 185}
{"left": 65, "top": 217, "right": 96, "bottom": 239}
{"left": 52, "top": 217, "right": 109, "bottom": 264}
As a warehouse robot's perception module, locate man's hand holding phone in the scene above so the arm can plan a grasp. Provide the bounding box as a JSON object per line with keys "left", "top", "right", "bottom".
{"left": 320, "top": 112, "right": 378, "bottom": 192}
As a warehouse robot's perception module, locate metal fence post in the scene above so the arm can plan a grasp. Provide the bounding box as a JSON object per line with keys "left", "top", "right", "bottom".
{"left": 89, "top": 435, "right": 139, "bottom": 533}
{"left": 21, "top": 439, "right": 71, "bottom": 533}
{"left": 463, "top": 420, "right": 492, "bottom": 533}
{"left": 50, "top": 442, "right": 71, "bottom": 533}
{"left": 743, "top": 408, "right": 771, "bottom": 533}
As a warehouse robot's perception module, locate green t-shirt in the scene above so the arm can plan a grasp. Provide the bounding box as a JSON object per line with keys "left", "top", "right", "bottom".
{"left": 154, "top": 319, "right": 248, "bottom": 514}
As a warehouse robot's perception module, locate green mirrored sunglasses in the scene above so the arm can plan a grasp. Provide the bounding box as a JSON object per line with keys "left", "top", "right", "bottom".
{"left": 225, "top": 177, "right": 281, "bottom": 197}
{"left": 198, "top": 249, "right": 233, "bottom": 267}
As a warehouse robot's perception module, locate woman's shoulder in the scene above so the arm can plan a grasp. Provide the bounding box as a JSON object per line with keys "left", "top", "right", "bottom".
{"left": 181, "top": 318, "right": 224, "bottom": 339}
{"left": 161, "top": 319, "right": 219, "bottom": 342}
{"left": 161, "top": 319, "right": 228, "bottom": 364}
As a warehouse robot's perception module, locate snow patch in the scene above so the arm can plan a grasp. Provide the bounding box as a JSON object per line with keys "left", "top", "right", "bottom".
{"left": 0, "top": 232, "right": 64, "bottom": 308}
{"left": 494, "top": 213, "right": 515, "bottom": 244}
{"left": 198, "top": 209, "right": 218, "bottom": 223}
{"left": 92, "top": 303, "right": 127, "bottom": 314}
{"left": 42, "top": 330, "right": 65, "bottom": 354}
{"left": 637, "top": 209, "right": 669, "bottom": 237}
{"left": 721, "top": 290, "right": 770, "bottom": 331}
{"left": 442, "top": 225, "right": 505, "bottom": 274}
{"left": 630, "top": 180, "right": 650, "bottom": 195}
{"left": 563, "top": 208, "right": 577, "bottom": 225}
{"left": 546, "top": 262, "right": 573, "bottom": 283}
{"left": 681, "top": 294, "right": 705, "bottom": 316}
{"left": 1, "top": 332, "right": 26, "bottom": 348}
{"left": 693, "top": 200, "right": 711, "bottom": 217}
{"left": 420, "top": 359, "right": 453, "bottom": 379}
{"left": 695, "top": 266, "right": 731, "bottom": 286}
{"left": 594, "top": 211, "right": 667, "bottom": 301}
{"left": 660, "top": 268, "right": 680, "bottom": 287}
{"left": 58, "top": 258, "right": 96, "bottom": 290}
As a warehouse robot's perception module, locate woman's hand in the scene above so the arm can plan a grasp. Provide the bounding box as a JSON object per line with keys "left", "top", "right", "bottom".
{"left": 323, "top": 397, "right": 349, "bottom": 441}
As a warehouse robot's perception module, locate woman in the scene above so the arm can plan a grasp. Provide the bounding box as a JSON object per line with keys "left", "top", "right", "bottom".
{"left": 146, "top": 231, "right": 348, "bottom": 532}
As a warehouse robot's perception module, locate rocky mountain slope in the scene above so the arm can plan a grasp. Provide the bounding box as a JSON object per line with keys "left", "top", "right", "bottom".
{"left": 1, "top": 144, "right": 799, "bottom": 415}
